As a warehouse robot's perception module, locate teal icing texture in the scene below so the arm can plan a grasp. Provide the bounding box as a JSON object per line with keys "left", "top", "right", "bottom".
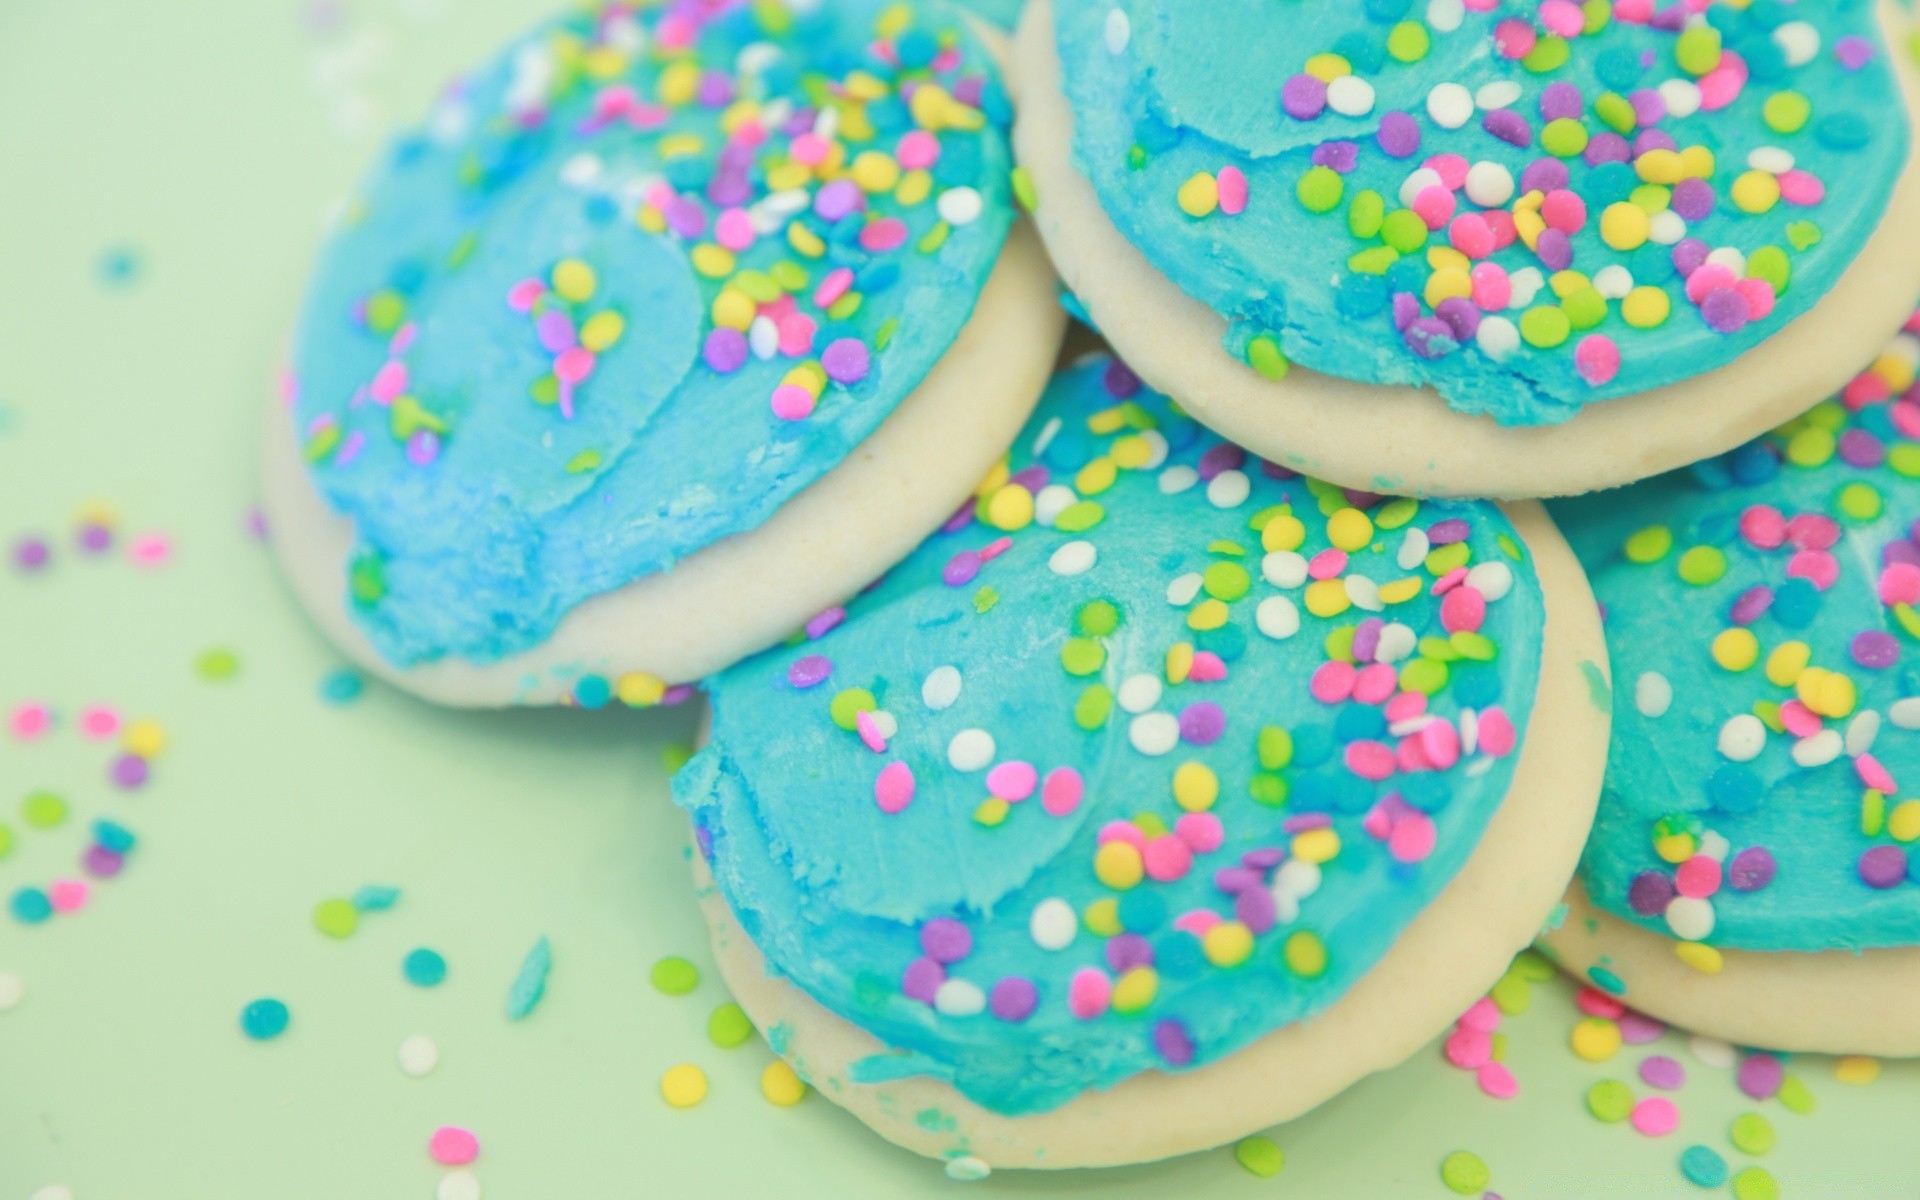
{"left": 290, "top": 0, "right": 1013, "bottom": 669}
{"left": 1053, "top": 0, "right": 1909, "bottom": 425}
{"left": 679, "top": 357, "right": 1547, "bottom": 1116}
{"left": 1555, "top": 310, "right": 1920, "bottom": 954}
{"left": 956, "top": 0, "right": 1025, "bottom": 28}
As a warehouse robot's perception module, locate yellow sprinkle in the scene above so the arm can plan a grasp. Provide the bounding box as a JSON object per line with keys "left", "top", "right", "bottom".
{"left": 580, "top": 311, "right": 626, "bottom": 353}
{"left": 1570, "top": 1017, "right": 1623, "bottom": 1062}
{"left": 973, "top": 460, "right": 1011, "bottom": 498}
{"left": 1283, "top": 930, "right": 1328, "bottom": 978}
{"left": 658, "top": 61, "right": 701, "bottom": 106}
{"left": 850, "top": 150, "right": 902, "bottom": 194}
{"left": 1187, "top": 598, "right": 1230, "bottom": 631}
{"left": 617, "top": 672, "right": 668, "bottom": 707}
{"left": 1622, "top": 286, "right": 1671, "bottom": 329}
{"left": 761, "top": 1060, "right": 807, "bottom": 1106}
{"left": 1600, "top": 201, "right": 1650, "bottom": 251}
{"left": 1678, "top": 145, "right": 1716, "bottom": 179}
{"left": 1077, "top": 457, "right": 1119, "bottom": 495}
{"left": 985, "top": 484, "right": 1035, "bottom": 531}
{"left": 973, "top": 797, "right": 1010, "bottom": 827}
{"left": 1261, "top": 514, "right": 1307, "bottom": 553}
{"left": 690, "top": 244, "right": 736, "bottom": 278}
{"left": 1304, "top": 579, "right": 1351, "bottom": 618}
{"left": 1178, "top": 172, "right": 1220, "bottom": 218}
{"left": 1173, "top": 762, "right": 1219, "bottom": 812}
{"left": 1378, "top": 577, "right": 1423, "bottom": 605}
{"left": 552, "top": 259, "right": 597, "bottom": 303}
{"left": 1636, "top": 148, "right": 1684, "bottom": 184}
{"left": 661, "top": 1063, "right": 709, "bottom": 1108}
{"left": 1112, "top": 966, "right": 1159, "bottom": 1013}
{"left": 1203, "top": 921, "right": 1255, "bottom": 967}
{"left": 1674, "top": 941, "right": 1724, "bottom": 975}
{"left": 1110, "top": 434, "right": 1153, "bottom": 469}
{"left": 122, "top": 719, "right": 166, "bottom": 758}
{"left": 1835, "top": 1056, "right": 1882, "bottom": 1085}
{"left": 637, "top": 205, "right": 668, "bottom": 234}
{"left": 1292, "top": 827, "right": 1341, "bottom": 864}
{"left": 1095, "top": 841, "right": 1144, "bottom": 890}
{"left": 787, "top": 222, "right": 826, "bottom": 258}
{"left": 1731, "top": 169, "right": 1781, "bottom": 214}
{"left": 1887, "top": 799, "right": 1920, "bottom": 843}
{"left": 1796, "top": 667, "right": 1857, "bottom": 719}
{"left": 1765, "top": 641, "right": 1811, "bottom": 688}
{"left": 1166, "top": 642, "right": 1195, "bottom": 685}
{"left": 1085, "top": 897, "right": 1122, "bottom": 937}
{"left": 1654, "top": 832, "right": 1697, "bottom": 864}
{"left": 711, "top": 287, "right": 755, "bottom": 330}
{"left": 1303, "top": 52, "right": 1351, "bottom": 81}
{"left": 1326, "top": 508, "right": 1374, "bottom": 552}
{"left": 1711, "top": 628, "right": 1759, "bottom": 672}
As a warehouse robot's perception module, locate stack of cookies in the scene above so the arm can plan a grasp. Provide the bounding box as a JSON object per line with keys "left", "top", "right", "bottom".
{"left": 262, "top": 0, "right": 1920, "bottom": 1172}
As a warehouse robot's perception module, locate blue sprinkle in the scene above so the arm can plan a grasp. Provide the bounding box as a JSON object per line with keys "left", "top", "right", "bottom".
{"left": 241, "top": 998, "right": 290, "bottom": 1040}
{"left": 320, "top": 669, "right": 364, "bottom": 705}
{"left": 573, "top": 674, "right": 612, "bottom": 709}
{"left": 351, "top": 884, "right": 403, "bottom": 912}
{"left": 403, "top": 947, "right": 448, "bottom": 988}
{"left": 10, "top": 888, "right": 51, "bottom": 924}
{"left": 1772, "top": 577, "right": 1821, "bottom": 628}
{"left": 1679, "top": 1144, "right": 1728, "bottom": 1188}
{"left": 1707, "top": 764, "right": 1763, "bottom": 815}
{"left": 1587, "top": 965, "right": 1627, "bottom": 995}
{"left": 93, "top": 819, "right": 137, "bottom": 854}
{"left": 507, "top": 935, "right": 553, "bottom": 1021}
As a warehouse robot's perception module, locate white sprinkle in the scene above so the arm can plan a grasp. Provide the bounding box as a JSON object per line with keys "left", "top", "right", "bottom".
{"left": 1507, "top": 267, "right": 1545, "bottom": 308}
{"left": 1647, "top": 208, "right": 1687, "bottom": 245}
{"left": 559, "top": 153, "right": 603, "bottom": 186}
{"left": 1029, "top": 897, "right": 1078, "bottom": 950}
{"left": 812, "top": 104, "right": 839, "bottom": 140}
{"left": 1399, "top": 166, "right": 1446, "bottom": 209}
{"left": 1271, "top": 890, "right": 1300, "bottom": 926}
{"left": 1689, "top": 1034, "right": 1738, "bottom": 1069}
{"left": 1207, "top": 469, "right": 1251, "bottom": 509}
{"left": 1117, "top": 673, "right": 1163, "bottom": 714}
{"left": 1635, "top": 672, "right": 1673, "bottom": 719}
{"left": 1659, "top": 78, "right": 1702, "bottom": 120}
{"left": 0, "top": 972, "right": 22, "bottom": 1013}
{"left": 1158, "top": 465, "right": 1199, "bottom": 494}
{"left": 1389, "top": 715, "right": 1439, "bottom": 738}
{"left": 1034, "top": 483, "right": 1078, "bottom": 527}
{"left": 1426, "top": 82, "right": 1474, "bottom": 130}
{"left": 438, "top": 1170, "right": 482, "bottom": 1200}
{"left": 1030, "top": 416, "right": 1062, "bottom": 459}
{"left": 1718, "top": 714, "right": 1766, "bottom": 762}
{"left": 1460, "top": 707, "right": 1479, "bottom": 756}
{"left": 922, "top": 665, "right": 962, "bottom": 711}
{"left": 1847, "top": 711, "right": 1881, "bottom": 758}
{"left": 1664, "top": 896, "right": 1716, "bottom": 941}
{"left": 1773, "top": 21, "right": 1819, "bottom": 68}
{"left": 947, "top": 729, "right": 995, "bottom": 772}
{"left": 1476, "top": 316, "right": 1520, "bottom": 362}
{"left": 1792, "top": 730, "right": 1843, "bottom": 768}
{"left": 1593, "top": 264, "right": 1635, "bottom": 301}
{"left": 1256, "top": 596, "right": 1301, "bottom": 641}
{"left": 1326, "top": 74, "right": 1376, "bottom": 118}
{"left": 1263, "top": 550, "right": 1309, "bottom": 589}
{"left": 945, "top": 1157, "right": 992, "bottom": 1183}
{"left": 869, "top": 710, "right": 899, "bottom": 742}
{"left": 1426, "top": 0, "right": 1464, "bottom": 33}
{"left": 29, "top": 1189, "right": 74, "bottom": 1200}
{"left": 1465, "top": 560, "right": 1513, "bottom": 602}
{"left": 1104, "top": 6, "right": 1130, "bottom": 54}
{"left": 1395, "top": 528, "right": 1431, "bottom": 572}
{"left": 1167, "top": 572, "right": 1204, "bottom": 606}
{"left": 1464, "top": 161, "right": 1515, "bottom": 209}
{"left": 937, "top": 186, "right": 983, "bottom": 227}
{"left": 1706, "top": 247, "right": 1746, "bottom": 276}
{"left": 1273, "top": 858, "right": 1321, "bottom": 900}
{"left": 749, "top": 315, "right": 780, "bottom": 360}
{"left": 934, "top": 979, "right": 986, "bottom": 1017}
{"left": 1049, "top": 540, "right": 1096, "bottom": 576}
{"left": 1475, "top": 80, "right": 1522, "bottom": 110}
{"left": 1748, "top": 147, "right": 1794, "bottom": 175}
{"left": 1345, "top": 575, "right": 1383, "bottom": 612}
{"left": 1698, "top": 831, "right": 1731, "bottom": 863}
{"left": 1891, "top": 697, "right": 1920, "bottom": 729}
{"left": 397, "top": 1034, "right": 439, "bottom": 1078}
{"left": 1128, "top": 712, "right": 1180, "bottom": 757}
{"left": 1135, "top": 430, "right": 1170, "bottom": 470}
{"left": 1374, "top": 622, "right": 1418, "bottom": 664}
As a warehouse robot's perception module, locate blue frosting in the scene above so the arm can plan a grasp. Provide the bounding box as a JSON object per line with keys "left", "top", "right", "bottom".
{"left": 289, "top": 0, "right": 1014, "bottom": 669}
{"left": 1053, "top": 0, "right": 1909, "bottom": 425}
{"left": 956, "top": 0, "right": 1025, "bottom": 28}
{"left": 1556, "top": 321, "right": 1920, "bottom": 954}
{"left": 680, "top": 358, "right": 1549, "bottom": 1116}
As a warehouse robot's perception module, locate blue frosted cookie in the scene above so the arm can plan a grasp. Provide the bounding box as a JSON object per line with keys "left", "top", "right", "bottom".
{"left": 264, "top": 0, "right": 1063, "bottom": 706}
{"left": 678, "top": 356, "right": 1609, "bottom": 1167}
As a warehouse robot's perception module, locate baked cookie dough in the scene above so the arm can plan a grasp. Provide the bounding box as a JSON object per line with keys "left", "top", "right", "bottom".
{"left": 264, "top": 0, "right": 1064, "bottom": 706}
{"left": 1544, "top": 312, "right": 1920, "bottom": 1056}
{"left": 679, "top": 357, "right": 1610, "bottom": 1167}
{"left": 1013, "top": 0, "right": 1920, "bottom": 498}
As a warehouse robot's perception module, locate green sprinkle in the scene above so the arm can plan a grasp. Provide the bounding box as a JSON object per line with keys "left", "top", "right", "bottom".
{"left": 1234, "top": 1136, "right": 1285, "bottom": 1178}
{"left": 1519, "top": 305, "right": 1572, "bottom": 349}
{"left": 313, "top": 898, "right": 358, "bottom": 939}
{"left": 1296, "top": 165, "right": 1344, "bottom": 213}
{"left": 364, "top": 290, "right": 405, "bottom": 334}
{"left": 1777, "top": 1074, "right": 1815, "bottom": 1114}
{"left": 1380, "top": 208, "right": 1429, "bottom": 253}
{"left": 1786, "top": 220, "right": 1822, "bottom": 252}
{"left": 828, "top": 688, "right": 877, "bottom": 731}
{"left": 650, "top": 956, "right": 700, "bottom": 996}
{"left": 1676, "top": 545, "right": 1727, "bottom": 586}
{"left": 1249, "top": 772, "right": 1288, "bottom": 806}
{"left": 1747, "top": 245, "right": 1791, "bottom": 294}
{"left": 1074, "top": 685, "right": 1113, "bottom": 730}
{"left": 1587, "top": 1079, "right": 1635, "bottom": 1123}
{"left": 1075, "top": 599, "right": 1121, "bottom": 637}
{"left": 1729, "top": 1112, "right": 1775, "bottom": 1156}
{"left": 1439, "top": 1150, "right": 1490, "bottom": 1195}
{"left": 21, "top": 791, "right": 65, "bottom": 829}
{"left": 1489, "top": 971, "right": 1532, "bottom": 1015}
{"left": 1731, "top": 1166, "right": 1779, "bottom": 1200}
{"left": 564, "top": 449, "right": 602, "bottom": 474}
{"left": 1624, "top": 525, "right": 1674, "bottom": 564}
{"left": 1202, "top": 562, "right": 1251, "bottom": 602}
{"left": 1523, "top": 34, "right": 1570, "bottom": 72}
{"left": 1386, "top": 20, "right": 1429, "bottom": 62}
{"left": 1347, "top": 189, "right": 1386, "bottom": 239}
{"left": 0, "top": 823, "right": 12, "bottom": 860}
{"left": 708, "top": 1002, "right": 755, "bottom": 1048}
{"left": 196, "top": 648, "right": 240, "bottom": 681}
{"left": 1010, "top": 166, "right": 1037, "bottom": 212}
{"left": 1541, "top": 117, "right": 1590, "bottom": 158}
{"left": 1675, "top": 25, "right": 1722, "bottom": 75}
{"left": 1248, "top": 335, "right": 1291, "bottom": 381}
{"left": 1054, "top": 500, "right": 1106, "bottom": 533}
{"left": 1256, "top": 726, "right": 1293, "bottom": 770}
{"left": 972, "top": 586, "right": 998, "bottom": 614}
{"left": 349, "top": 554, "right": 387, "bottom": 605}
{"left": 1060, "top": 637, "right": 1107, "bottom": 676}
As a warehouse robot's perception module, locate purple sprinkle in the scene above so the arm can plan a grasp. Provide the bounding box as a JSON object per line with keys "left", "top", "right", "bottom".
{"left": 1009, "top": 465, "right": 1050, "bottom": 492}
{"left": 1377, "top": 110, "right": 1421, "bottom": 158}
{"left": 1433, "top": 298, "right": 1482, "bottom": 343}
{"left": 1241, "top": 846, "right": 1286, "bottom": 870}
{"left": 1852, "top": 631, "right": 1900, "bottom": 670}
{"left": 814, "top": 178, "right": 865, "bottom": 222}
{"left": 1729, "top": 585, "right": 1773, "bottom": 625}
{"left": 1650, "top": 7, "right": 1688, "bottom": 31}
{"left": 1235, "top": 885, "right": 1277, "bottom": 935}
{"left": 1628, "top": 88, "right": 1666, "bottom": 128}
{"left": 703, "top": 327, "right": 749, "bottom": 374}
{"left": 1281, "top": 73, "right": 1328, "bottom": 120}
{"left": 804, "top": 607, "right": 846, "bottom": 640}
{"left": 664, "top": 195, "right": 707, "bottom": 238}
{"left": 534, "top": 310, "right": 576, "bottom": 353}
{"left": 1737, "top": 1053, "right": 1784, "bottom": 1100}
{"left": 1105, "top": 933, "right": 1155, "bottom": 972}
{"left": 696, "top": 69, "right": 734, "bottom": 107}
{"left": 1836, "top": 35, "right": 1876, "bottom": 71}
{"left": 821, "top": 337, "right": 870, "bottom": 385}
{"left": 1405, "top": 317, "right": 1458, "bottom": 360}
{"left": 1519, "top": 158, "right": 1569, "bottom": 195}
{"left": 1483, "top": 108, "right": 1531, "bottom": 147}
{"left": 921, "top": 917, "right": 972, "bottom": 963}
{"left": 1428, "top": 518, "right": 1471, "bottom": 546}
{"left": 76, "top": 522, "right": 114, "bottom": 554}
{"left": 1583, "top": 132, "right": 1631, "bottom": 166}
{"left": 1671, "top": 178, "right": 1716, "bottom": 222}
{"left": 1839, "top": 428, "right": 1886, "bottom": 467}
{"left": 1153, "top": 1018, "right": 1196, "bottom": 1067}
{"left": 1312, "top": 140, "right": 1360, "bottom": 173}
{"left": 989, "top": 977, "right": 1037, "bottom": 1022}
{"left": 1197, "top": 443, "right": 1247, "bottom": 481}
{"left": 1701, "top": 288, "right": 1752, "bottom": 334}
{"left": 1726, "top": 847, "right": 1777, "bottom": 892}
{"left": 953, "top": 77, "right": 986, "bottom": 109}
{"left": 1536, "top": 228, "right": 1573, "bottom": 272}
{"left": 901, "top": 956, "right": 944, "bottom": 1004}
{"left": 1342, "top": 487, "right": 1385, "bottom": 508}
{"left": 1103, "top": 359, "right": 1142, "bottom": 397}
{"left": 1671, "top": 238, "right": 1711, "bottom": 277}
{"left": 1391, "top": 291, "right": 1421, "bottom": 333}
{"left": 1619, "top": 1011, "right": 1666, "bottom": 1044}
{"left": 1632, "top": 128, "right": 1678, "bottom": 157}
{"left": 1540, "top": 81, "right": 1584, "bottom": 121}
{"left": 12, "top": 538, "right": 49, "bottom": 571}
{"left": 1351, "top": 617, "right": 1385, "bottom": 663}
{"left": 1213, "top": 866, "right": 1260, "bottom": 894}
{"left": 787, "top": 655, "right": 833, "bottom": 689}
{"left": 1860, "top": 845, "right": 1909, "bottom": 889}
{"left": 943, "top": 550, "right": 982, "bottom": 587}
{"left": 1179, "top": 702, "right": 1226, "bottom": 746}
{"left": 1887, "top": 540, "right": 1920, "bottom": 568}
{"left": 1639, "top": 1055, "right": 1686, "bottom": 1090}
{"left": 83, "top": 845, "right": 126, "bottom": 878}
{"left": 661, "top": 684, "right": 697, "bottom": 707}
{"left": 1283, "top": 813, "right": 1333, "bottom": 834}
{"left": 1627, "top": 870, "right": 1677, "bottom": 917}
{"left": 939, "top": 499, "right": 976, "bottom": 535}
{"left": 1261, "top": 460, "right": 1301, "bottom": 481}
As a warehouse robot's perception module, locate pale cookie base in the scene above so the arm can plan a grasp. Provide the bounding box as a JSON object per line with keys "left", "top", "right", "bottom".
{"left": 260, "top": 223, "right": 1064, "bottom": 707}
{"left": 1011, "top": 0, "right": 1920, "bottom": 501}
{"left": 692, "top": 503, "right": 1612, "bottom": 1169}
{"left": 1541, "top": 881, "right": 1920, "bottom": 1057}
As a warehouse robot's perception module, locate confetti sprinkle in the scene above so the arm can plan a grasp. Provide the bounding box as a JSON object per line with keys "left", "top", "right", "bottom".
{"left": 505, "top": 936, "right": 552, "bottom": 1021}
{"left": 760, "top": 1061, "right": 806, "bottom": 1107}
{"left": 240, "top": 998, "right": 290, "bottom": 1041}
{"left": 1233, "top": 1136, "right": 1285, "bottom": 1178}
{"left": 649, "top": 956, "right": 699, "bottom": 996}
{"left": 398, "top": 1034, "right": 440, "bottom": 1078}
{"left": 404, "top": 948, "right": 448, "bottom": 988}
{"left": 429, "top": 1126, "right": 479, "bottom": 1166}
{"left": 661, "top": 1063, "right": 708, "bottom": 1108}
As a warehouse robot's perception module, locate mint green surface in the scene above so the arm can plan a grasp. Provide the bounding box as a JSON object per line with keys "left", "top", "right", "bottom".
{"left": 0, "top": 2, "right": 1915, "bottom": 1196}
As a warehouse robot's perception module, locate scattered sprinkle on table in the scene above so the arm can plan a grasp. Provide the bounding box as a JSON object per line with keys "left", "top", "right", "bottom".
{"left": 650, "top": 956, "right": 699, "bottom": 996}
{"left": 398, "top": 1034, "right": 439, "bottom": 1078}
{"left": 661, "top": 1063, "right": 708, "bottom": 1108}
{"left": 195, "top": 648, "right": 240, "bottom": 681}
{"left": 1234, "top": 1135, "right": 1285, "bottom": 1178}
{"left": 1679, "top": 1144, "right": 1729, "bottom": 1189}
{"left": 944, "top": 1155, "right": 990, "bottom": 1182}
{"left": 436, "top": 1169, "right": 481, "bottom": 1200}
{"left": 1729, "top": 1112, "right": 1776, "bottom": 1157}
{"left": 1439, "top": 1150, "right": 1490, "bottom": 1195}
{"left": 505, "top": 936, "right": 551, "bottom": 1021}
{"left": 1731, "top": 1166, "right": 1781, "bottom": 1200}
{"left": 760, "top": 1060, "right": 806, "bottom": 1107}
{"left": 429, "top": 1125, "right": 479, "bottom": 1166}
{"left": 240, "top": 998, "right": 290, "bottom": 1040}
{"left": 707, "top": 1002, "right": 753, "bottom": 1049}
{"left": 404, "top": 948, "right": 448, "bottom": 988}
{"left": 0, "top": 972, "right": 23, "bottom": 1013}
{"left": 319, "top": 669, "right": 364, "bottom": 704}
{"left": 313, "top": 897, "right": 358, "bottom": 939}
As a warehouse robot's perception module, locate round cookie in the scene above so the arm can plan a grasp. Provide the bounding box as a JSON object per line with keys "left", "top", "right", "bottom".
{"left": 264, "top": 0, "right": 1064, "bottom": 707}
{"left": 1543, "top": 311, "right": 1920, "bottom": 1056}
{"left": 678, "top": 357, "right": 1611, "bottom": 1168}
{"left": 1013, "top": 0, "right": 1920, "bottom": 499}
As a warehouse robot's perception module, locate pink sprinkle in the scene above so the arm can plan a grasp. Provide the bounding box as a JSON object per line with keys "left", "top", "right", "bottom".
{"left": 1458, "top": 997, "right": 1502, "bottom": 1033}
{"left": 1740, "top": 504, "right": 1787, "bottom": 549}
{"left": 1477, "top": 1060, "right": 1519, "bottom": 1099}
{"left": 1425, "top": 153, "right": 1469, "bottom": 190}
{"left": 128, "top": 533, "right": 172, "bottom": 568}
{"left": 896, "top": 130, "right": 940, "bottom": 170}
{"left": 1384, "top": 691, "right": 1427, "bottom": 723}
{"left": 1471, "top": 262, "right": 1512, "bottom": 310}
{"left": 770, "top": 385, "right": 815, "bottom": 421}
{"left": 1310, "top": 661, "right": 1358, "bottom": 705}
{"left": 1449, "top": 213, "right": 1496, "bottom": 258}
{"left": 47, "top": 879, "right": 89, "bottom": 913}
{"left": 1777, "top": 700, "right": 1820, "bottom": 738}
{"left": 1143, "top": 835, "right": 1194, "bottom": 882}
{"left": 1477, "top": 708, "right": 1517, "bottom": 757}
{"left": 1575, "top": 335, "right": 1621, "bottom": 387}
{"left": 854, "top": 709, "right": 887, "bottom": 753}
{"left": 1068, "top": 968, "right": 1112, "bottom": 1020}
{"left": 1431, "top": 566, "right": 1469, "bottom": 595}
{"left": 1696, "top": 58, "right": 1747, "bottom": 111}
{"left": 1187, "top": 652, "right": 1229, "bottom": 682}
{"left": 986, "top": 761, "right": 1037, "bottom": 802}
{"left": 714, "top": 208, "right": 756, "bottom": 252}
{"left": 1786, "top": 549, "right": 1838, "bottom": 591}
{"left": 1174, "top": 812, "right": 1225, "bottom": 855}
{"left": 1344, "top": 740, "right": 1396, "bottom": 781}
{"left": 1413, "top": 185, "right": 1456, "bottom": 231}
{"left": 1785, "top": 512, "right": 1840, "bottom": 550}
{"left": 1174, "top": 910, "right": 1222, "bottom": 937}
{"left": 1618, "top": 1010, "right": 1666, "bottom": 1044}
{"left": 1778, "top": 169, "right": 1826, "bottom": 206}
{"left": 777, "top": 312, "right": 818, "bottom": 357}
{"left": 1388, "top": 812, "right": 1437, "bottom": 863}
{"left": 1306, "top": 548, "right": 1348, "bottom": 579}
{"left": 1217, "top": 166, "right": 1249, "bottom": 215}
{"left": 1098, "top": 820, "right": 1148, "bottom": 851}
{"left": 1630, "top": 1096, "right": 1679, "bottom": 1137}
{"left": 875, "top": 761, "right": 915, "bottom": 813}
{"left": 1494, "top": 18, "right": 1536, "bottom": 58}
{"left": 1540, "top": 189, "right": 1587, "bottom": 234}
{"left": 813, "top": 268, "right": 855, "bottom": 310}
{"left": 1881, "top": 563, "right": 1920, "bottom": 606}
{"left": 506, "top": 278, "right": 545, "bottom": 312}
{"left": 78, "top": 706, "right": 121, "bottom": 740}
{"left": 429, "top": 1126, "right": 479, "bottom": 1166}
{"left": 790, "top": 132, "right": 830, "bottom": 166}
{"left": 1736, "top": 277, "right": 1776, "bottom": 322}
{"left": 1419, "top": 719, "right": 1462, "bottom": 770}
{"left": 859, "top": 218, "right": 909, "bottom": 253}
{"left": 1576, "top": 986, "right": 1626, "bottom": 1019}
{"left": 1445, "top": 1026, "right": 1494, "bottom": 1069}
{"left": 554, "top": 347, "right": 596, "bottom": 386}
{"left": 1538, "top": 0, "right": 1585, "bottom": 36}
{"left": 1440, "top": 586, "right": 1487, "bottom": 633}
{"left": 370, "top": 360, "right": 409, "bottom": 403}
{"left": 1675, "top": 855, "right": 1723, "bottom": 899}
{"left": 1041, "top": 767, "right": 1084, "bottom": 816}
{"left": 978, "top": 536, "right": 1014, "bottom": 562}
{"left": 8, "top": 703, "right": 53, "bottom": 740}
{"left": 1352, "top": 663, "right": 1398, "bottom": 706}
{"left": 1857, "top": 754, "right": 1896, "bottom": 794}
{"left": 1685, "top": 264, "right": 1737, "bottom": 305}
